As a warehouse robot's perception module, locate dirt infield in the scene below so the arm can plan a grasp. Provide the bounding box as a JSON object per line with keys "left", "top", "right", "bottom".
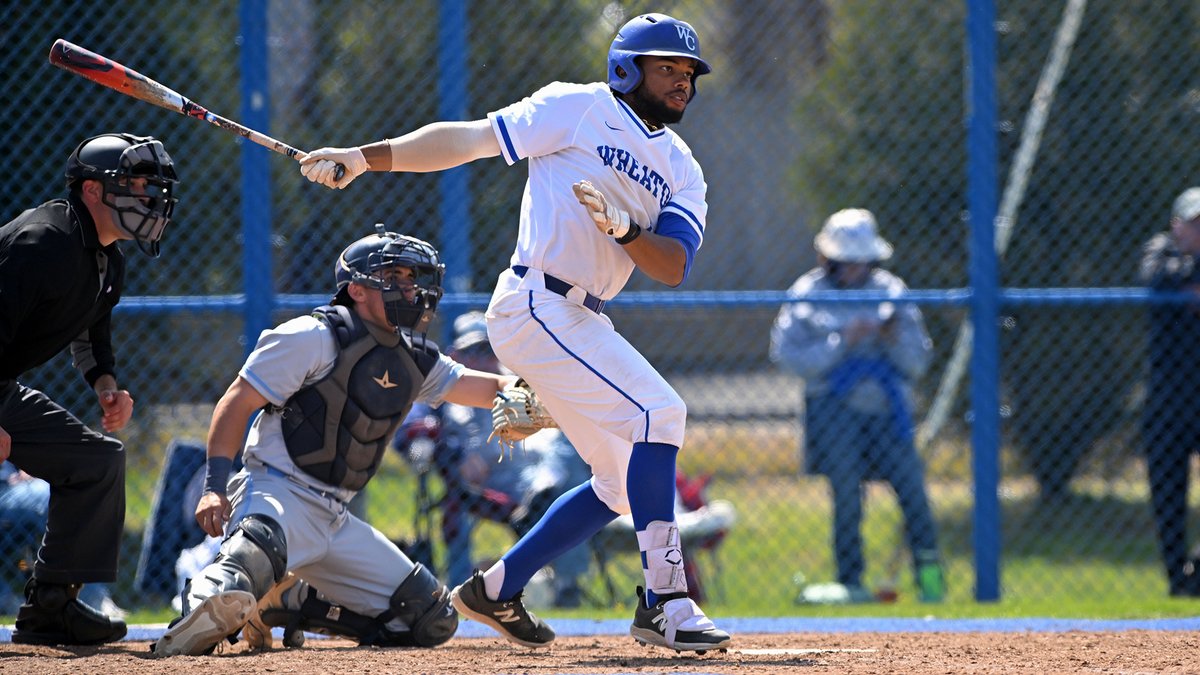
{"left": 2, "top": 631, "right": 1198, "bottom": 674}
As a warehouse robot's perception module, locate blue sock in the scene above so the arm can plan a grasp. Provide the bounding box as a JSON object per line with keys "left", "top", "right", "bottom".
{"left": 498, "top": 481, "right": 617, "bottom": 599}
{"left": 626, "top": 441, "right": 679, "bottom": 606}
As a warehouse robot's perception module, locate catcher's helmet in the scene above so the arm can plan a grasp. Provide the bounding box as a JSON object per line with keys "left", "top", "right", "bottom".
{"left": 66, "top": 133, "right": 179, "bottom": 258}
{"left": 333, "top": 225, "right": 445, "bottom": 332}
{"left": 608, "top": 13, "right": 712, "bottom": 96}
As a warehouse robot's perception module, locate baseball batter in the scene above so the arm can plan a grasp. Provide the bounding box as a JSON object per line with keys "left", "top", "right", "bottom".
{"left": 154, "top": 229, "right": 515, "bottom": 656}
{"left": 301, "top": 13, "right": 730, "bottom": 653}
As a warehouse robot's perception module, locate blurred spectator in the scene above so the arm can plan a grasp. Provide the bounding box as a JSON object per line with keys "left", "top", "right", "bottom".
{"left": 1139, "top": 187, "right": 1200, "bottom": 597}
{"left": 0, "top": 461, "right": 126, "bottom": 617}
{"left": 395, "top": 312, "right": 592, "bottom": 607}
{"left": 769, "top": 208, "right": 944, "bottom": 603}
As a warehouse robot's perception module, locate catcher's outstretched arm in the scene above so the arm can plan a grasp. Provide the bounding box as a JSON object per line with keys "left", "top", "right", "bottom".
{"left": 444, "top": 368, "right": 516, "bottom": 409}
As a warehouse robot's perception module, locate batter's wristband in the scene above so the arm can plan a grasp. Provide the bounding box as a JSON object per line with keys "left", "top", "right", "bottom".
{"left": 204, "top": 456, "right": 234, "bottom": 495}
{"left": 615, "top": 221, "right": 642, "bottom": 245}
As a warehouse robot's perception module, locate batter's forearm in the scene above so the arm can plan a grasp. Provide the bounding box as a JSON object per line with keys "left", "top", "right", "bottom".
{"left": 623, "top": 231, "right": 687, "bottom": 286}
{"left": 358, "top": 120, "right": 501, "bottom": 173}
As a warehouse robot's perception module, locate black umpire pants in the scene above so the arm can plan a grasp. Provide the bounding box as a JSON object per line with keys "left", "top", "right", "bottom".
{"left": 0, "top": 380, "right": 125, "bottom": 584}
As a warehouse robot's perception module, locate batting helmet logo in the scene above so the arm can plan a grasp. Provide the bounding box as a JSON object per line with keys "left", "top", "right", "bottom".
{"left": 675, "top": 25, "right": 697, "bottom": 52}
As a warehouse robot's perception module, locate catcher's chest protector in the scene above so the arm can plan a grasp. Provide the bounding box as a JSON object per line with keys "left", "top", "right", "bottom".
{"left": 280, "top": 305, "right": 425, "bottom": 490}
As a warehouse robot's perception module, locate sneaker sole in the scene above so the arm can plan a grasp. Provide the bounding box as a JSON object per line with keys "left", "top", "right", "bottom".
{"left": 450, "top": 587, "right": 553, "bottom": 649}
{"left": 630, "top": 626, "right": 732, "bottom": 652}
{"left": 155, "top": 591, "right": 256, "bottom": 657}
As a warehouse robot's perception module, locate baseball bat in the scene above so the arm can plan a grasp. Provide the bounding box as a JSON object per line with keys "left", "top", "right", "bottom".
{"left": 48, "top": 39, "right": 344, "bottom": 181}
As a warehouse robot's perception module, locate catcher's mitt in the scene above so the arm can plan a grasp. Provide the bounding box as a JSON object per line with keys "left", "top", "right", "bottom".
{"left": 488, "top": 379, "right": 557, "bottom": 457}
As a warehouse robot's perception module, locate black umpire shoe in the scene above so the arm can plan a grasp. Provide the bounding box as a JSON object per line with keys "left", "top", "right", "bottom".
{"left": 451, "top": 570, "right": 555, "bottom": 648}
{"left": 630, "top": 586, "right": 731, "bottom": 653}
{"left": 12, "top": 579, "right": 127, "bottom": 646}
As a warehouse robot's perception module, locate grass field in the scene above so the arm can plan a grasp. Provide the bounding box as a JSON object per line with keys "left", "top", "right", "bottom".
{"left": 6, "top": 416, "right": 1200, "bottom": 627}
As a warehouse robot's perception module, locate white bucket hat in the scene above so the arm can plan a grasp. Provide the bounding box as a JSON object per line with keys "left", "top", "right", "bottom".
{"left": 1173, "top": 187, "right": 1200, "bottom": 222}
{"left": 450, "top": 310, "right": 489, "bottom": 352}
{"left": 814, "top": 208, "right": 893, "bottom": 263}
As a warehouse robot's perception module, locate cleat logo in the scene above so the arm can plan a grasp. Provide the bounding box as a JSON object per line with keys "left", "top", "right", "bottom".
{"left": 652, "top": 610, "right": 669, "bottom": 631}
{"left": 373, "top": 371, "right": 399, "bottom": 388}
{"left": 494, "top": 608, "right": 520, "bottom": 623}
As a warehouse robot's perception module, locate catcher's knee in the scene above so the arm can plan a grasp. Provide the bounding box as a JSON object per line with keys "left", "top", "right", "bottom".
{"left": 180, "top": 514, "right": 287, "bottom": 612}
{"left": 381, "top": 563, "right": 458, "bottom": 647}
{"left": 212, "top": 514, "right": 288, "bottom": 597}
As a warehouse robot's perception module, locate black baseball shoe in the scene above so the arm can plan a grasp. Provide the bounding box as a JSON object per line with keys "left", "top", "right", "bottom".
{"left": 630, "top": 586, "right": 731, "bottom": 653}
{"left": 12, "top": 580, "right": 127, "bottom": 646}
{"left": 451, "top": 570, "right": 555, "bottom": 648}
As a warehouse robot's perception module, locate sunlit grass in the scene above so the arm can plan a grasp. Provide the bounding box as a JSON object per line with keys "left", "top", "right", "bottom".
{"left": 7, "top": 416, "right": 1198, "bottom": 625}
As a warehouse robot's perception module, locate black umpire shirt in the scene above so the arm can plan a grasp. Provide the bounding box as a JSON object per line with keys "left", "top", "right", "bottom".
{"left": 0, "top": 195, "right": 124, "bottom": 386}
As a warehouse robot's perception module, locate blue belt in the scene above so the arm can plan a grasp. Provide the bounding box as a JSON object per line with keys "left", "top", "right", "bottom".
{"left": 512, "top": 265, "right": 605, "bottom": 314}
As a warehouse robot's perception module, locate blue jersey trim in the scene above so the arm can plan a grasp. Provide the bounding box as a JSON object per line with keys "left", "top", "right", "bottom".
{"left": 664, "top": 201, "right": 704, "bottom": 236}
{"left": 526, "top": 291, "right": 651, "bottom": 442}
{"left": 494, "top": 116, "right": 521, "bottom": 162}
{"left": 654, "top": 212, "right": 700, "bottom": 284}
{"left": 241, "top": 368, "right": 283, "bottom": 404}
{"left": 615, "top": 97, "right": 667, "bottom": 140}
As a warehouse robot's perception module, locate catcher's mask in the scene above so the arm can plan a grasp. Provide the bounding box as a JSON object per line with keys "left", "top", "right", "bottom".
{"left": 66, "top": 133, "right": 179, "bottom": 258}
{"left": 333, "top": 225, "right": 445, "bottom": 332}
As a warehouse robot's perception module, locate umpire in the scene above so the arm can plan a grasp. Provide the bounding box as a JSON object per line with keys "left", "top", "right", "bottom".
{"left": 0, "top": 133, "right": 178, "bottom": 645}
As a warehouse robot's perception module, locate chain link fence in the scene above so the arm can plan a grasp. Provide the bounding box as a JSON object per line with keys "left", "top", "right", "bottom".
{"left": 3, "top": 0, "right": 1199, "bottom": 615}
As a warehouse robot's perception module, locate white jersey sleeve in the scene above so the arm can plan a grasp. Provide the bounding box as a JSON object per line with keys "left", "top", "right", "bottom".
{"left": 416, "top": 352, "right": 465, "bottom": 408}
{"left": 488, "top": 81, "right": 599, "bottom": 165}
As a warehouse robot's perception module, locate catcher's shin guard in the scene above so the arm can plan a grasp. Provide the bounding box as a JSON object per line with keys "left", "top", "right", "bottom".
{"left": 154, "top": 515, "right": 287, "bottom": 656}
{"left": 251, "top": 576, "right": 386, "bottom": 647}
{"left": 181, "top": 514, "right": 288, "bottom": 610}
{"left": 247, "top": 564, "right": 458, "bottom": 649}
{"left": 381, "top": 563, "right": 458, "bottom": 647}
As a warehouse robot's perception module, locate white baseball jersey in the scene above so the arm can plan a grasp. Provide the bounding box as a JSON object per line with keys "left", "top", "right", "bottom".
{"left": 226, "top": 313, "right": 463, "bottom": 622}
{"left": 484, "top": 82, "right": 707, "bottom": 513}
{"left": 488, "top": 81, "right": 707, "bottom": 299}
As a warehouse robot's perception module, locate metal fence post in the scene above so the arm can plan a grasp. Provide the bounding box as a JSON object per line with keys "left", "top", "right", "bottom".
{"left": 967, "top": 0, "right": 1001, "bottom": 602}
{"left": 240, "top": 0, "right": 273, "bottom": 357}
{"left": 438, "top": 0, "right": 472, "bottom": 342}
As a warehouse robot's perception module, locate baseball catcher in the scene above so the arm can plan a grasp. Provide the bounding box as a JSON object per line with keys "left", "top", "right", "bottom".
{"left": 153, "top": 227, "right": 518, "bottom": 656}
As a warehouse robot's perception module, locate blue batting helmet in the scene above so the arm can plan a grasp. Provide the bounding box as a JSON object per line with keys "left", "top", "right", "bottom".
{"left": 607, "top": 13, "right": 712, "bottom": 96}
